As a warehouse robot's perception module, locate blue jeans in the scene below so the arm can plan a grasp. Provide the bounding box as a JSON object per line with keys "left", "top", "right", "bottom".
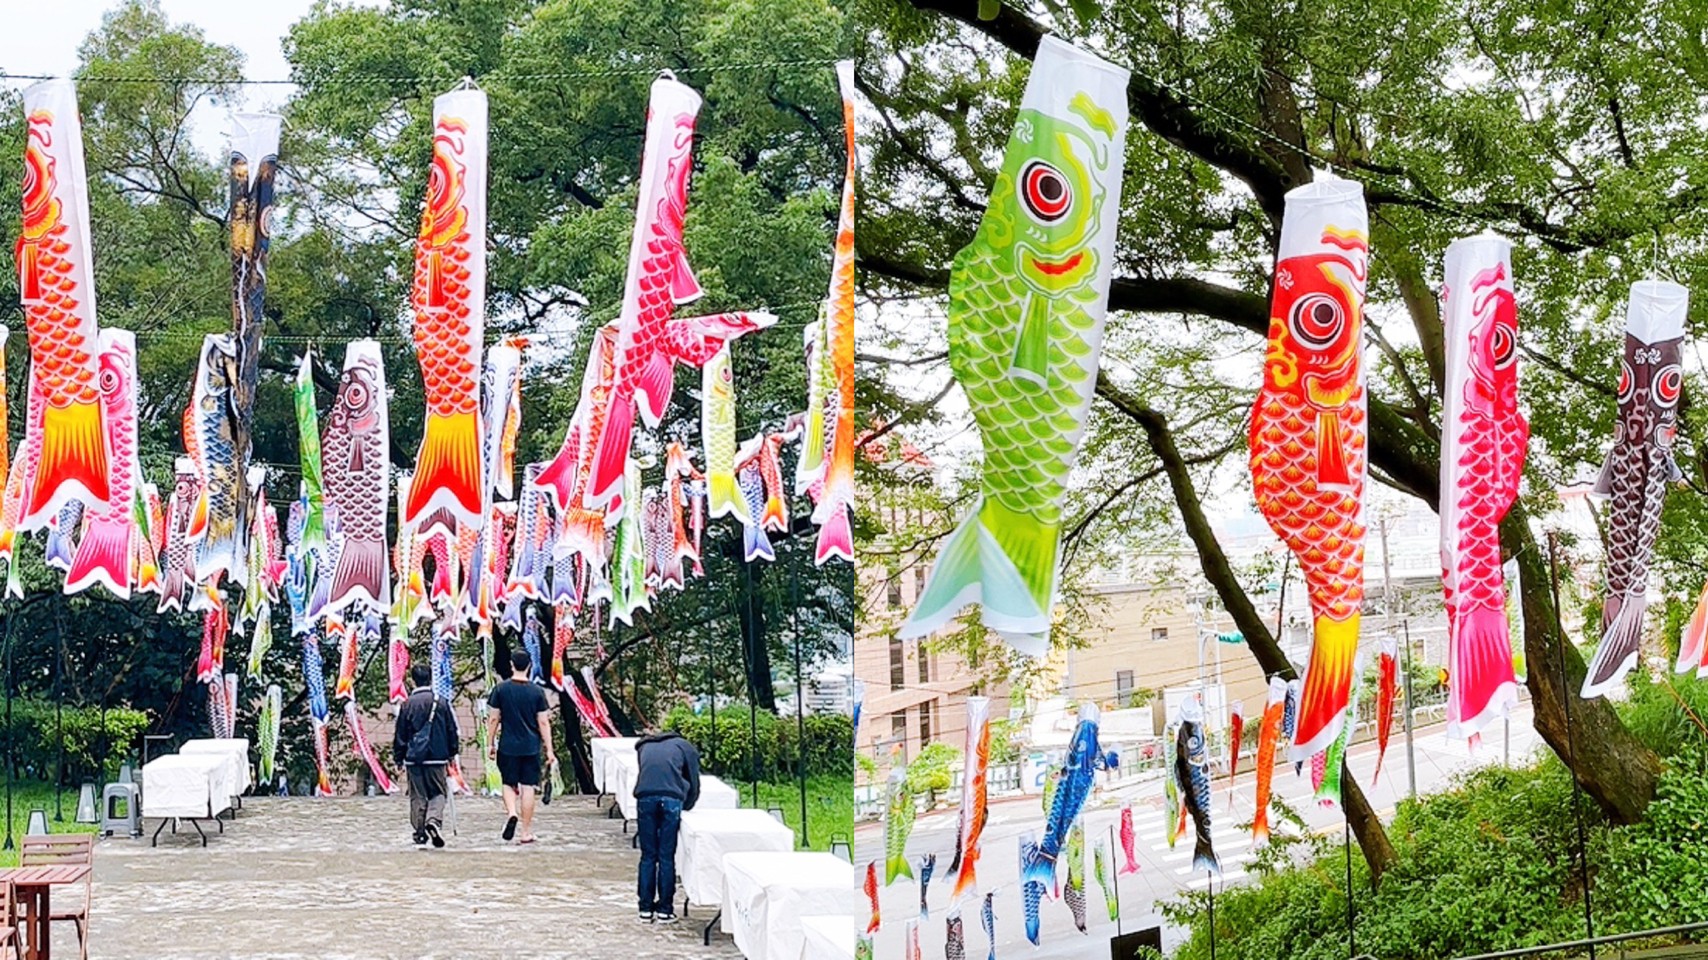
{"left": 636, "top": 796, "right": 683, "bottom": 914}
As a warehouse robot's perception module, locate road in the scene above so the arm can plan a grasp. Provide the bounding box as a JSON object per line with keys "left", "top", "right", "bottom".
{"left": 855, "top": 703, "right": 1541, "bottom": 959}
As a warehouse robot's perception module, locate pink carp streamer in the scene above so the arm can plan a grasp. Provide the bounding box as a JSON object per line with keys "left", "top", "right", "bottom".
{"left": 1439, "top": 235, "right": 1525, "bottom": 739}
{"left": 345, "top": 699, "right": 394, "bottom": 794}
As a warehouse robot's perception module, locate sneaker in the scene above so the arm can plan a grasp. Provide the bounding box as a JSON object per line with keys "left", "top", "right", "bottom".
{"left": 412, "top": 828, "right": 426, "bottom": 845}
{"left": 638, "top": 911, "right": 654, "bottom": 923}
{"left": 425, "top": 823, "right": 444, "bottom": 849}
{"left": 654, "top": 914, "right": 678, "bottom": 925}
{"left": 502, "top": 816, "right": 518, "bottom": 842}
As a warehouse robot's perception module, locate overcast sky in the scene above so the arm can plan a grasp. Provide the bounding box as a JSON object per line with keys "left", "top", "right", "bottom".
{"left": 1, "top": 0, "right": 379, "bottom": 155}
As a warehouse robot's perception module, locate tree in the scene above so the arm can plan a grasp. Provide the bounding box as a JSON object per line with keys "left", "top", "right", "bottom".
{"left": 0, "top": 0, "right": 855, "bottom": 790}
{"left": 856, "top": 0, "right": 1701, "bottom": 878}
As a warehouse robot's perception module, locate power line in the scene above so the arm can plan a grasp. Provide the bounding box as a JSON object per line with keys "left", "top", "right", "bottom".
{"left": 0, "top": 58, "right": 845, "bottom": 88}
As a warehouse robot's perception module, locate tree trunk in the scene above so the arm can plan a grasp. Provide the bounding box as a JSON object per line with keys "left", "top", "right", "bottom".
{"left": 738, "top": 561, "right": 777, "bottom": 712}
{"left": 1502, "top": 502, "right": 1662, "bottom": 823}
{"left": 1098, "top": 374, "right": 1400, "bottom": 882}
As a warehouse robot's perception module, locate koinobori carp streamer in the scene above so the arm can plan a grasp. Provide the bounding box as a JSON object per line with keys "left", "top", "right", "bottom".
{"left": 898, "top": 37, "right": 1130, "bottom": 657}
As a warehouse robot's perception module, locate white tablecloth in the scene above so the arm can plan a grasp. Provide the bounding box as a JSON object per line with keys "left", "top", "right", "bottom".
{"left": 141, "top": 754, "right": 229, "bottom": 819}
{"left": 721, "top": 852, "right": 851, "bottom": 960}
{"left": 678, "top": 809, "right": 795, "bottom": 908}
{"left": 619, "top": 767, "right": 742, "bottom": 821}
{"left": 590, "top": 737, "right": 638, "bottom": 793}
{"left": 700, "top": 775, "right": 740, "bottom": 809}
{"left": 181, "top": 738, "right": 252, "bottom": 795}
{"left": 798, "top": 916, "right": 854, "bottom": 960}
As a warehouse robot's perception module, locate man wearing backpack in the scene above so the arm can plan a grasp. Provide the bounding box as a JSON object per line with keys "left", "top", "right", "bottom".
{"left": 394, "top": 664, "right": 460, "bottom": 847}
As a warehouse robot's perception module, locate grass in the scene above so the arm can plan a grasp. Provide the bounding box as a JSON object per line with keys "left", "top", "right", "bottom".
{"left": 0, "top": 780, "right": 98, "bottom": 867}
{"left": 729, "top": 775, "right": 852, "bottom": 852}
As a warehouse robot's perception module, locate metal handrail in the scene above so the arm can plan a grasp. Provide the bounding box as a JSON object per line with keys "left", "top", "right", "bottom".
{"left": 1449, "top": 923, "right": 1708, "bottom": 960}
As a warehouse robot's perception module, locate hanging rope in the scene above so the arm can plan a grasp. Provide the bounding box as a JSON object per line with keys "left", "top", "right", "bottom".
{"left": 0, "top": 58, "right": 844, "bottom": 87}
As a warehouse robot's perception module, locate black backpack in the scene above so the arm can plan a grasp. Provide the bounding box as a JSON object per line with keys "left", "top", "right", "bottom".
{"left": 407, "top": 696, "right": 441, "bottom": 762}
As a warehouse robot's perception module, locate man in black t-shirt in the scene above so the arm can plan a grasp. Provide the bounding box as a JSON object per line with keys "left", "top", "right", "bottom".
{"left": 485, "top": 650, "right": 557, "bottom": 843}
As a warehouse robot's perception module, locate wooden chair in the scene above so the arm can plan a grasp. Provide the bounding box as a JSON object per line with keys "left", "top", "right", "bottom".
{"left": 0, "top": 880, "right": 22, "bottom": 960}
{"left": 20, "top": 836, "right": 92, "bottom": 960}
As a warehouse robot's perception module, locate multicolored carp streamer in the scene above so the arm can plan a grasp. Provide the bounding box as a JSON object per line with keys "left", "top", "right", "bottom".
{"left": 1119, "top": 803, "right": 1139, "bottom": 874}
{"left": 227, "top": 110, "right": 279, "bottom": 336}
{"left": 1065, "top": 821, "right": 1088, "bottom": 933}
{"left": 1162, "top": 716, "right": 1181, "bottom": 848}
{"left": 294, "top": 352, "right": 327, "bottom": 569}
{"left": 189, "top": 334, "right": 243, "bottom": 585}
{"left": 665, "top": 443, "right": 702, "bottom": 586}
{"left": 1018, "top": 832, "right": 1044, "bottom": 946}
{"left": 1023, "top": 702, "right": 1115, "bottom": 895}
{"left": 949, "top": 695, "right": 990, "bottom": 899}
{"left": 197, "top": 602, "right": 229, "bottom": 684}
{"left": 345, "top": 698, "right": 394, "bottom": 794}
{"left": 209, "top": 672, "right": 235, "bottom": 739}
{"left": 1252, "top": 676, "right": 1286, "bottom": 846}
{"left": 1584, "top": 280, "right": 1687, "bottom": 697}
{"left": 883, "top": 759, "right": 916, "bottom": 885}
{"left": 918, "top": 852, "right": 936, "bottom": 920}
{"left": 406, "top": 88, "right": 489, "bottom": 533}
{"left": 1228, "top": 699, "right": 1244, "bottom": 789}
{"left": 945, "top": 908, "right": 965, "bottom": 960}
{"left": 899, "top": 38, "right": 1130, "bottom": 657}
{"left": 309, "top": 717, "right": 333, "bottom": 796}
{"left": 247, "top": 603, "right": 274, "bottom": 679}
{"left": 1176, "top": 698, "right": 1219, "bottom": 876}
{"left": 133, "top": 480, "right": 162, "bottom": 596}
{"left": 735, "top": 438, "right": 773, "bottom": 562}
{"left": 43, "top": 501, "right": 79, "bottom": 572}
{"left": 332, "top": 614, "right": 357, "bottom": 699}
{"left": 903, "top": 920, "right": 920, "bottom": 960}
{"left": 981, "top": 893, "right": 996, "bottom": 960}
{"left": 1316, "top": 655, "right": 1362, "bottom": 809}
{"left": 323, "top": 340, "right": 390, "bottom": 614}
{"left": 65, "top": 330, "right": 140, "bottom": 598}
{"left": 700, "top": 343, "right": 747, "bottom": 523}
{"left": 864, "top": 860, "right": 880, "bottom": 933}
{"left": 1094, "top": 836, "right": 1117, "bottom": 921}
{"left": 1250, "top": 179, "right": 1370, "bottom": 762}
{"left": 258, "top": 683, "right": 281, "bottom": 786}
{"left": 585, "top": 73, "right": 776, "bottom": 511}
{"left": 537, "top": 324, "right": 616, "bottom": 542}
{"left": 609, "top": 459, "right": 649, "bottom": 626}
{"left": 1374, "top": 639, "right": 1397, "bottom": 784}
{"left": 15, "top": 79, "right": 112, "bottom": 529}
{"left": 811, "top": 58, "right": 857, "bottom": 565}
{"left": 1440, "top": 234, "right": 1526, "bottom": 737}
{"left": 1677, "top": 582, "right": 1708, "bottom": 677}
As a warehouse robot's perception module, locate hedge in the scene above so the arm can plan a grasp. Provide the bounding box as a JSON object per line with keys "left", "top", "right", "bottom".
{"left": 0, "top": 701, "right": 150, "bottom": 785}
{"left": 662, "top": 706, "right": 852, "bottom": 780}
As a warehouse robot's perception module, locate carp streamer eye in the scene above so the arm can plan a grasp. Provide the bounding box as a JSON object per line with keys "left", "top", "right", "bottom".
{"left": 344, "top": 382, "right": 368, "bottom": 409}
{"left": 1652, "top": 364, "right": 1682, "bottom": 408}
{"left": 99, "top": 368, "right": 119, "bottom": 394}
{"left": 1288, "top": 293, "right": 1345, "bottom": 350}
{"left": 1617, "top": 360, "right": 1634, "bottom": 403}
{"left": 1019, "top": 160, "right": 1071, "bottom": 223}
{"left": 1491, "top": 324, "right": 1517, "bottom": 369}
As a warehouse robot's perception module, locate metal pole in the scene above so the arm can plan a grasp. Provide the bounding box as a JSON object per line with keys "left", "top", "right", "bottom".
{"left": 740, "top": 559, "right": 760, "bottom": 809}
{"left": 54, "top": 608, "right": 63, "bottom": 822}
{"left": 1381, "top": 515, "right": 1418, "bottom": 800}
{"left": 790, "top": 554, "right": 808, "bottom": 848}
{"left": 1345, "top": 817, "right": 1356, "bottom": 957}
{"left": 3, "top": 601, "right": 14, "bottom": 851}
{"left": 1207, "top": 870, "right": 1216, "bottom": 960}
{"left": 1401, "top": 619, "right": 1418, "bottom": 801}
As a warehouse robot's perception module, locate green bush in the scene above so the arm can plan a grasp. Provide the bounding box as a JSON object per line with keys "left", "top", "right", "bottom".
{"left": 0, "top": 701, "right": 151, "bottom": 786}
{"left": 661, "top": 706, "right": 852, "bottom": 780}
{"left": 1162, "top": 673, "right": 1708, "bottom": 960}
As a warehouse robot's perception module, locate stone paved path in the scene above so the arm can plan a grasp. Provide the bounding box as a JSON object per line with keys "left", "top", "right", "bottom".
{"left": 83, "top": 793, "right": 746, "bottom": 959}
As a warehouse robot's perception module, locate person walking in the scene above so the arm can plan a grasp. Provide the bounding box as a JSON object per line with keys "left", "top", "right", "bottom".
{"left": 392, "top": 664, "right": 460, "bottom": 847}
{"left": 486, "top": 649, "right": 556, "bottom": 843}
{"left": 632, "top": 727, "right": 702, "bottom": 923}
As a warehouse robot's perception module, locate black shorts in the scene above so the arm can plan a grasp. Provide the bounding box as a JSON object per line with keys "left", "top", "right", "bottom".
{"left": 496, "top": 752, "right": 542, "bottom": 788}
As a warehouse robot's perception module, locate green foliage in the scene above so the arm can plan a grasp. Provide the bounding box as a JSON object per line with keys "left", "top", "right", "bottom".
{"left": 904, "top": 740, "right": 958, "bottom": 795}
{"left": 661, "top": 705, "right": 852, "bottom": 780}
{"left": 750, "top": 775, "right": 854, "bottom": 852}
{"left": 0, "top": 702, "right": 151, "bottom": 786}
{"left": 1163, "top": 675, "right": 1708, "bottom": 960}
{"left": 0, "top": 781, "right": 98, "bottom": 868}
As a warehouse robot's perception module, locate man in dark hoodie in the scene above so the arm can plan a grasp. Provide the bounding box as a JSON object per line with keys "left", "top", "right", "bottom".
{"left": 633, "top": 727, "right": 702, "bottom": 923}
{"left": 393, "top": 664, "right": 460, "bottom": 847}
